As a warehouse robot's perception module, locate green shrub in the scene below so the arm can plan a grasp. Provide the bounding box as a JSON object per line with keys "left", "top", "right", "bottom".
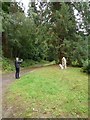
{"left": 21, "top": 59, "right": 50, "bottom": 67}
{"left": 82, "top": 59, "right": 90, "bottom": 74}
{"left": 71, "top": 60, "right": 80, "bottom": 67}
{"left": 2, "top": 57, "right": 55, "bottom": 72}
{"left": 21, "top": 59, "right": 37, "bottom": 67}
{"left": 2, "top": 57, "right": 15, "bottom": 72}
{"left": 0, "top": 58, "right": 2, "bottom": 68}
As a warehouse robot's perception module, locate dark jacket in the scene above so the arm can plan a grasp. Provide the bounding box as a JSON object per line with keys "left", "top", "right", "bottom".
{"left": 15, "top": 60, "right": 22, "bottom": 68}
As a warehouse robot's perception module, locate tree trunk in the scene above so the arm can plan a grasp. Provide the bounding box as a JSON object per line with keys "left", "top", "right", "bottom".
{"left": 2, "top": 32, "right": 9, "bottom": 57}
{"left": 58, "top": 37, "right": 64, "bottom": 63}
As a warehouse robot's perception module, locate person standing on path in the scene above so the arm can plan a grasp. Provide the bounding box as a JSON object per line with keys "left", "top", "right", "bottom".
{"left": 15, "top": 57, "right": 23, "bottom": 79}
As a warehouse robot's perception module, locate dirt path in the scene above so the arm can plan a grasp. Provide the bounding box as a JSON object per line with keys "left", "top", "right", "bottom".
{"left": 2, "top": 65, "right": 56, "bottom": 118}
{"left": 2, "top": 65, "right": 55, "bottom": 92}
{"left": 2, "top": 67, "right": 41, "bottom": 93}
{"left": 2, "top": 67, "right": 43, "bottom": 118}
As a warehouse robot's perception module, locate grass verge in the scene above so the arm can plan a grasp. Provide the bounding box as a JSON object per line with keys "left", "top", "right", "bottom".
{"left": 3, "top": 66, "right": 88, "bottom": 118}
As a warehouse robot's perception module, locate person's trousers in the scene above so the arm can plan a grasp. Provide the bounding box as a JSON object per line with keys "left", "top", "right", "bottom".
{"left": 15, "top": 68, "right": 20, "bottom": 79}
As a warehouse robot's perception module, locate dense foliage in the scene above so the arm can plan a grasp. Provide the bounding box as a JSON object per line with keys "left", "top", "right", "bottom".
{"left": 1, "top": 2, "right": 90, "bottom": 73}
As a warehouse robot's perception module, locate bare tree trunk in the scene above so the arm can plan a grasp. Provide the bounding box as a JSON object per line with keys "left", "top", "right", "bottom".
{"left": 2, "top": 32, "right": 9, "bottom": 57}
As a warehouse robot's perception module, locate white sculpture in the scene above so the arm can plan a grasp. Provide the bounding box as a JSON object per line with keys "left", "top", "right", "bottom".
{"left": 59, "top": 57, "right": 67, "bottom": 69}
{"left": 62, "top": 57, "right": 67, "bottom": 69}
{"left": 59, "top": 64, "right": 63, "bottom": 69}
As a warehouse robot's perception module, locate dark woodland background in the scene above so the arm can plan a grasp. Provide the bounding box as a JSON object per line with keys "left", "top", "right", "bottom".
{"left": 1, "top": 1, "right": 90, "bottom": 73}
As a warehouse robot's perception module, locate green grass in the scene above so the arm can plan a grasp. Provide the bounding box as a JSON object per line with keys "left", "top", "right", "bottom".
{"left": 4, "top": 66, "right": 88, "bottom": 118}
